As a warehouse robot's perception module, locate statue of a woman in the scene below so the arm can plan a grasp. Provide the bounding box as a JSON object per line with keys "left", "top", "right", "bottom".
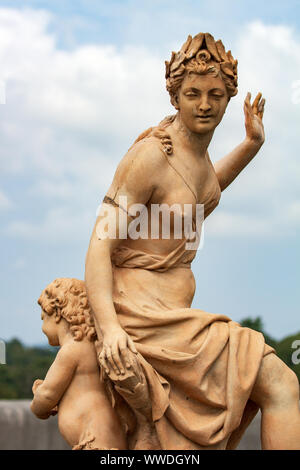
{"left": 85, "top": 33, "right": 300, "bottom": 450}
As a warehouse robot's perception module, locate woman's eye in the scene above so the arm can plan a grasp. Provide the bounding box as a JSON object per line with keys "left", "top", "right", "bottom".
{"left": 211, "top": 94, "right": 224, "bottom": 99}
{"left": 185, "top": 93, "right": 197, "bottom": 97}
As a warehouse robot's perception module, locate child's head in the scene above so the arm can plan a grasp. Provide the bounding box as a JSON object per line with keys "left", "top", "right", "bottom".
{"left": 38, "top": 278, "right": 97, "bottom": 346}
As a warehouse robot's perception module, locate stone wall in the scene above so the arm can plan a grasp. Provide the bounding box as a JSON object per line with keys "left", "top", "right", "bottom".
{"left": 0, "top": 400, "right": 260, "bottom": 450}
{"left": 0, "top": 400, "right": 69, "bottom": 450}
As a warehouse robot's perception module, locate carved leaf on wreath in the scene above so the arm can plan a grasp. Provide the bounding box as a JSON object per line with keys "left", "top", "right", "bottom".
{"left": 170, "top": 51, "right": 186, "bottom": 74}
{"left": 165, "top": 60, "right": 170, "bottom": 79}
{"left": 171, "top": 63, "right": 185, "bottom": 78}
{"left": 185, "top": 32, "right": 204, "bottom": 59}
{"left": 215, "top": 40, "right": 228, "bottom": 62}
{"left": 169, "top": 51, "right": 176, "bottom": 67}
{"left": 180, "top": 35, "right": 192, "bottom": 53}
{"left": 204, "top": 33, "right": 222, "bottom": 62}
{"left": 220, "top": 62, "right": 235, "bottom": 79}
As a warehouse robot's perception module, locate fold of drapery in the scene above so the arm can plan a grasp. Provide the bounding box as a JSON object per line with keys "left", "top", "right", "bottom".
{"left": 111, "top": 238, "right": 196, "bottom": 272}
{"left": 99, "top": 244, "right": 275, "bottom": 450}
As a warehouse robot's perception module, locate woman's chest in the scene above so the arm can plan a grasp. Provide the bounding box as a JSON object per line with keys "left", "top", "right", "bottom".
{"left": 151, "top": 153, "right": 221, "bottom": 218}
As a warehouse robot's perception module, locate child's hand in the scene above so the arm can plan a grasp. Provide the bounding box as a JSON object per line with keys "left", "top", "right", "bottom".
{"left": 32, "top": 379, "right": 43, "bottom": 394}
{"left": 50, "top": 405, "right": 58, "bottom": 416}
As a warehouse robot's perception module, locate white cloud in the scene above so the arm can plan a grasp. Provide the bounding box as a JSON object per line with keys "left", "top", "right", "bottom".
{"left": 0, "top": 10, "right": 299, "bottom": 242}
{"left": 6, "top": 206, "right": 95, "bottom": 244}
{"left": 0, "top": 188, "right": 13, "bottom": 209}
{"left": 0, "top": 7, "right": 174, "bottom": 244}
{"left": 205, "top": 203, "right": 300, "bottom": 238}
{"left": 207, "top": 20, "right": 300, "bottom": 237}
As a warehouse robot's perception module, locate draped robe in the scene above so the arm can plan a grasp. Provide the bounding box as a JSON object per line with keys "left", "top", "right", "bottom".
{"left": 99, "top": 238, "right": 275, "bottom": 450}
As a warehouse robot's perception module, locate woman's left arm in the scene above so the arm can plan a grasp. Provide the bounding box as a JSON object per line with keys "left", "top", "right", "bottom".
{"left": 214, "top": 92, "right": 265, "bottom": 191}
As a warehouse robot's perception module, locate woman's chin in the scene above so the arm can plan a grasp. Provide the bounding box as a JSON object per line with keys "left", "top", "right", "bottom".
{"left": 186, "top": 119, "right": 218, "bottom": 135}
{"left": 192, "top": 124, "right": 215, "bottom": 135}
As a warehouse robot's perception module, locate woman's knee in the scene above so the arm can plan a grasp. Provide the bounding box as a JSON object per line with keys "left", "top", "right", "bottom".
{"left": 250, "top": 353, "right": 299, "bottom": 409}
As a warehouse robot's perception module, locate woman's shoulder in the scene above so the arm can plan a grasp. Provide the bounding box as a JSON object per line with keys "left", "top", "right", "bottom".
{"left": 127, "top": 114, "right": 176, "bottom": 160}
{"left": 106, "top": 136, "right": 168, "bottom": 199}
{"left": 109, "top": 116, "right": 177, "bottom": 191}
{"left": 119, "top": 135, "right": 168, "bottom": 175}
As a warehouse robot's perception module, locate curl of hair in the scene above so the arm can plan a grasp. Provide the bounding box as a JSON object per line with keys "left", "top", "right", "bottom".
{"left": 38, "top": 278, "right": 97, "bottom": 343}
{"left": 128, "top": 114, "right": 177, "bottom": 156}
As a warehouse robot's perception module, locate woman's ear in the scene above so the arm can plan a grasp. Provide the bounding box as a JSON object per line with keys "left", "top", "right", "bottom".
{"left": 171, "top": 93, "right": 180, "bottom": 110}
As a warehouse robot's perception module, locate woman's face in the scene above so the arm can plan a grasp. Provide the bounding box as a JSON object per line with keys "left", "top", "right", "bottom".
{"left": 176, "top": 72, "right": 229, "bottom": 134}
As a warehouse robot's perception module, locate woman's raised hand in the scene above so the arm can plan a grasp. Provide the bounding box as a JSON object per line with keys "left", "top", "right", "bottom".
{"left": 244, "top": 92, "right": 265, "bottom": 146}
{"left": 99, "top": 323, "right": 138, "bottom": 376}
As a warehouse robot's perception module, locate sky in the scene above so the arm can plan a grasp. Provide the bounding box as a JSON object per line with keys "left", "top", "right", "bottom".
{"left": 0, "top": 0, "right": 299, "bottom": 345}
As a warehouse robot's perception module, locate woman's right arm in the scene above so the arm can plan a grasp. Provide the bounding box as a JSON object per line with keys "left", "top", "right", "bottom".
{"left": 85, "top": 217, "right": 138, "bottom": 377}
{"left": 85, "top": 140, "right": 165, "bottom": 378}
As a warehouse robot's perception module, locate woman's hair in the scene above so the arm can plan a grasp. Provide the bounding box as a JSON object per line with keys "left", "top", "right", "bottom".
{"left": 131, "top": 32, "right": 238, "bottom": 155}
{"left": 38, "top": 278, "right": 97, "bottom": 342}
{"left": 166, "top": 32, "right": 238, "bottom": 106}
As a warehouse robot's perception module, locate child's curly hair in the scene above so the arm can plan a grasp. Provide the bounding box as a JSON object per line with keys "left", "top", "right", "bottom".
{"left": 38, "top": 278, "right": 97, "bottom": 342}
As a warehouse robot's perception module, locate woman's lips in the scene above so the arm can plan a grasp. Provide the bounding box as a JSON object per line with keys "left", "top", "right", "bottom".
{"left": 195, "top": 115, "right": 213, "bottom": 119}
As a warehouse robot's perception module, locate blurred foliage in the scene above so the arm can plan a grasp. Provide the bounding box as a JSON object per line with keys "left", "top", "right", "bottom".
{"left": 0, "top": 318, "right": 299, "bottom": 399}
{"left": 0, "top": 338, "right": 58, "bottom": 399}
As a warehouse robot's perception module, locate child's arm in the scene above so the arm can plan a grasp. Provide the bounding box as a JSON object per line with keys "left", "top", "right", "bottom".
{"left": 31, "top": 343, "right": 77, "bottom": 419}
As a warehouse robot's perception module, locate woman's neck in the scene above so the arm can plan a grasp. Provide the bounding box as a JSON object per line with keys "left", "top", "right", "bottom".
{"left": 170, "top": 113, "right": 214, "bottom": 157}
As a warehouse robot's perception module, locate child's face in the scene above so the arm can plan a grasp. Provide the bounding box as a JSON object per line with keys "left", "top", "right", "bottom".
{"left": 41, "top": 310, "right": 59, "bottom": 346}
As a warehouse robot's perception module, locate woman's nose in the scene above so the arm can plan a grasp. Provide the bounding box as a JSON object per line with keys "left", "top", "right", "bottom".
{"left": 197, "top": 97, "right": 211, "bottom": 113}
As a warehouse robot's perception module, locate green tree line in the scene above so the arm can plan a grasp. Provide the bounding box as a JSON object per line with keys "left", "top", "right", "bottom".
{"left": 0, "top": 317, "right": 299, "bottom": 399}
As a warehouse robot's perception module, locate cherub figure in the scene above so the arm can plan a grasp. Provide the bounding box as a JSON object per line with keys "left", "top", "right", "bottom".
{"left": 30, "top": 278, "right": 126, "bottom": 450}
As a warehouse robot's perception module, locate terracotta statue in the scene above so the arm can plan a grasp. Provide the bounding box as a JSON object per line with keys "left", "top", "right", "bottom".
{"left": 84, "top": 32, "right": 300, "bottom": 450}
{"left": 31, "top": 278, "right": 126, "bottom": 450}
{"left": 31, "top": 32, "right": 300, "bottom": 450}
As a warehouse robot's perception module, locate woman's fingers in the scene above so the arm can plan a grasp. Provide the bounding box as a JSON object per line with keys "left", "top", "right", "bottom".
{"left": 105, "top": 347, "right": 121, "bottom": 375}
{"left": 111, "top": 342, "right": 125, "bottom": 375}
{"left": 99, "top": 348, "right": 110, "bottom": 375}
{"left": 245, "top": 92, "right": 265, "bottom": 116}
{"left": 244, "top": 92, "right": 252, "bottom": 116}
{"left": 128, "top": 337, "right": 138, "bottom": 354}
{"left": 100, "top": 343, "right": 128, "bottom": 376}
{"left": 99, "top": 330, "right": 138, "bottom": 377}
{"left": 245, "top": 91, "right": 251, "bottom": 104}
{"left": 252, "top": 92, "right": 262, "bottom": 115}
{"left": 119, "top": 336, "right": 132, "bottom": 369}
{"left": 258, "top": 98, "right": 265, "bottom": 120}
